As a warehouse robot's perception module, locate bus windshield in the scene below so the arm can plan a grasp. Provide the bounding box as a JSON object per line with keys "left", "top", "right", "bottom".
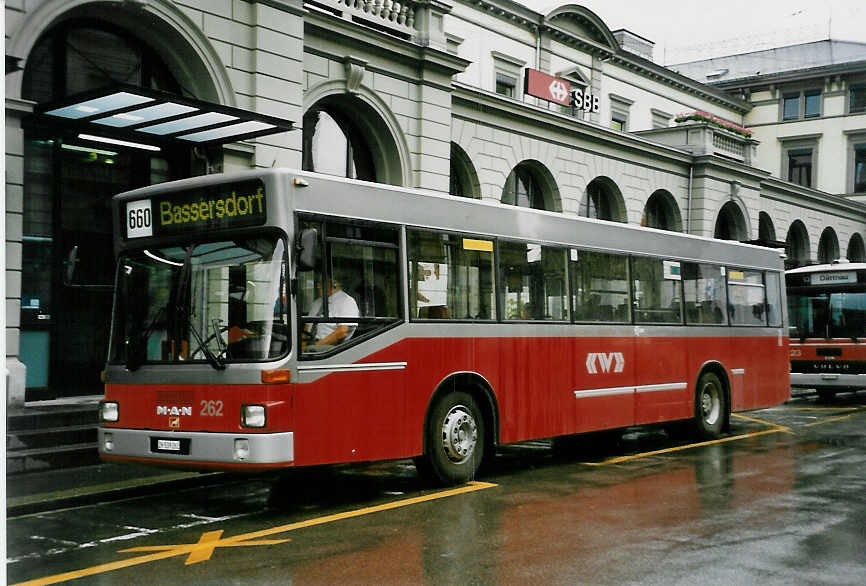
{"left": 787, "top": 290, "right": 866, "bottom": 340}
{"left": 110, "top": 235, "right": 288, "bottom": 368}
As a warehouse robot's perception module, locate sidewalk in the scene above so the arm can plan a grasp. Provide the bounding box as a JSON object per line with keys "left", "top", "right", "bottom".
{"left": 6, "top": 396, "right": 222, "bottom": 516}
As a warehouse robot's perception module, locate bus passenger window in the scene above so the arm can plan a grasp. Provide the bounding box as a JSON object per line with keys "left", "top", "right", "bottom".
{"left": 571, "top": 250, "right": 630, "bottom": 322}
{"left": 682, "top": 263, "right": 727, "bottom": 325}
{"left": 297, "top": 219, "right": 400, "bottom": 355}
{"left": 408, "top": 229, "right": 495, "bottom": 320}
{"left": 632, "top": 257, "right": 683, "bottom": 324}
{"left": 499, "top": 241, "right": 568, "bottom": 321}
{"left": 727, "top": 269, "right": 766, "bottom": 326}
{"left": 765, "top": 271, "right": 782, "bottom": 327}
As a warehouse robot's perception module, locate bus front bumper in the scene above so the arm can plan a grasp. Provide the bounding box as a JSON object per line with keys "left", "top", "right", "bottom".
{"left": 790, "top": 372, "right": 866, "bottom": 390}
{"left": 98, "top": 428, "right": 294, "bottom": 468}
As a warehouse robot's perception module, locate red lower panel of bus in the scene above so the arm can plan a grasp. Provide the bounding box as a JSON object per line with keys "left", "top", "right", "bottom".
{"left": 103, "top": 335, "right": 789, "bottom": 468}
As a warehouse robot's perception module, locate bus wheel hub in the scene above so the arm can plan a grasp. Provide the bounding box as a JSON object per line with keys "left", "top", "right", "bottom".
{"left": 442, "top": 406, "right": 477, "bottom": 463}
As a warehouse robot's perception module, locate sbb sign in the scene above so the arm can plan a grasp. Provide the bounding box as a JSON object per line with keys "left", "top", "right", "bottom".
{"left": 523, "top": 68, "right": 599, "bottom": 113}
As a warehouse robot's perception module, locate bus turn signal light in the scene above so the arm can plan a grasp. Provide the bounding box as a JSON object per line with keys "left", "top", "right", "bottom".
{"left": 261, "top": 369, "right": 291, "bottom": 384}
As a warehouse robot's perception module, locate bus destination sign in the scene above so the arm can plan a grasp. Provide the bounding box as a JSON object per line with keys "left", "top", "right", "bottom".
{"left": 123, "top": 179, "right": 267, "bottom": 239}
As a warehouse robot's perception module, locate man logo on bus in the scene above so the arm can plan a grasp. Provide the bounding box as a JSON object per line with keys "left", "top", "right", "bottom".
{"left": 586, "top": 352, "right": 625, "bottom": 374}
{"left": 157, "top": 405, "right": 193, "bottom": 417}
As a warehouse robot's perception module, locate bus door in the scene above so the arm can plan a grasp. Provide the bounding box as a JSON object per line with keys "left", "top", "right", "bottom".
{"left": 632, "top": 258, "right": 689, "bottom": 425}
{"left": 570, "top": 250, "right": 635, "bottom": 432}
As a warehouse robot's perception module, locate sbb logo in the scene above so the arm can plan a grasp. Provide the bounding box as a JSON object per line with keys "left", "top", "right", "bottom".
{"left": 586, "top": 352, "right": 625, "bottom": 374}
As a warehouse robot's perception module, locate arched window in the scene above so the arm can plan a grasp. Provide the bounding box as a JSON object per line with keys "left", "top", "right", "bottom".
{"left": 23, "top": 19, "right": 182, "bottom": 102}
{"left": 449, "top": 142, "right": 480, "bottom": 198}
{"left": 847, "top": 233, "right": 866, "bottom": 262}
{"left": 785, "top": 220, "right": 810, "bottom": 269}
{"left": 502, "top": 163, "right": 544, "bottom": 209}
{"left": 642, "top": 190, "right": 682, "bottom": 231}
{"left": 758, "top": 212, "right": 776, "bottom": 244}
{"left": 818, "top": 227, "right": 840, "bottom": 264}
{"left": 714, "top": 202, "right": 747, "bottom": 241}
{"left": 581, "top": 177, "right": 626, "bottom": 222}
{"left": 302, "top": 107, "right": 375, "bottom": 181}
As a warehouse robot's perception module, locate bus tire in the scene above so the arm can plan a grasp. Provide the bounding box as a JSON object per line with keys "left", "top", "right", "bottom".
{"left": 423, "top": 391, "right": 485, "bottom": 485}
{"left": 693, "top": 372, "right": 726, "bottom": 440}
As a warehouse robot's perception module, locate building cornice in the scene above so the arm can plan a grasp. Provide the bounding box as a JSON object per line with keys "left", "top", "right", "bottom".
{"left": 712, "top": 59, "right": 866, "bottom": 91}
{"left": 304, "top": 8, "right": 471, "bottom": 78}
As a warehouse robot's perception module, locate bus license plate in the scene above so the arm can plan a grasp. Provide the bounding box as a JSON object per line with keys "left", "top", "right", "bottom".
{"left": 157, "top": 439, "right": 180, "bottom": 451}
{"left": 150, "top": 437, "right": 190, "bottom": 454}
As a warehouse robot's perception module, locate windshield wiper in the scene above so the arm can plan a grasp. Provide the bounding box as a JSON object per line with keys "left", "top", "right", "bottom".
{"left": 180, "top": 306, "right": 224, "bottom": 370}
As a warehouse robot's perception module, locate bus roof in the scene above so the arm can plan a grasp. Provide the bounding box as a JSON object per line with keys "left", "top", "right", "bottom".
{"left": 786, "top": 261, "right": 866, "bottom": 274}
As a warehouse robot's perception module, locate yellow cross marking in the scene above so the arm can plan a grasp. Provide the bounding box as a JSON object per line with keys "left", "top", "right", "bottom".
{"left": 118, "top": 529, "right": 290, "bottom": 565}
{"left": 13, "top": 481, "right": 497, "bottom": 586}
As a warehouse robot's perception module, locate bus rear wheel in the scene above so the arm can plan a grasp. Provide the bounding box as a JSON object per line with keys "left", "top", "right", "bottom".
{"left": 693, "top": 372, "right": 726, "bottom": 440}
{"left": 422, "top": 391, "right": 485, "bottom": 485}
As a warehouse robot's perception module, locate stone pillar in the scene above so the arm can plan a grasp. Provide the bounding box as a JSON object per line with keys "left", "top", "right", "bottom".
{"left": 412, "top": 0, "right": 452, "bottom": 51}
{"left": 5, "top": 99, "right": 32, "bottom": 407}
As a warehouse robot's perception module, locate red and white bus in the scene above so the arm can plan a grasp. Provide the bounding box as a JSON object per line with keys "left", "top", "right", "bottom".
{"left": 787, "top": 260, "right": 866, "bottom": 399}
{"left": 99, "top": 169, "right": 790, "bottom": 484}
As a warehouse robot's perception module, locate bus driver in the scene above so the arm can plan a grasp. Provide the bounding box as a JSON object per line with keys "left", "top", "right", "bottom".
{"left": 303, "top": 275, "right": 359, "bottom": 350}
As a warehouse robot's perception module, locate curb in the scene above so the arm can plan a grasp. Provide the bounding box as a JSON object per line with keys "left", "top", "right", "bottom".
{"left": 7, "top": 471, "right": 225, "bottom": 517}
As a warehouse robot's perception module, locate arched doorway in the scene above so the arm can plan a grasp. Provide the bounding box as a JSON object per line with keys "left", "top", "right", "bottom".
{"left": 847, "top": 233, "right": 866, "bottom": 262}
{"left": 449, "top": 142, "right": 480, "bottom": 198}
{"left": 581, "top": 177, "right": 626, "bottom": 222}
{"left": 303, "top": 94, "right": 404, "bottom": 186}
{"left": 817, "top": 227, "right": 840, "bottom": 264}
{"left": 19, "top": 19, "right": 191, "bottom": 399}
{"left": 785, "top": 220, "right": 810, "bottom": 269}
{"left": 714, "top": 201, "right": 748, "bottom": 241}
{"left": 501, "top": 160, "right": 560, "bottom": 211}
{"left": 642, "top": 190, "right": 682, "bottom": 231}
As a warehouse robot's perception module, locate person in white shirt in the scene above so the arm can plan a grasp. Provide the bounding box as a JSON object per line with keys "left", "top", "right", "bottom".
{"left": 304, "top": 276, "right": 359, "bottom": 349}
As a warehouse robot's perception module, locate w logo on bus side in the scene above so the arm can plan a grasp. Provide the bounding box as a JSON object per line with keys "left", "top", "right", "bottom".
{"left": 586, "top": 352, "right": 625, "bottom": 374}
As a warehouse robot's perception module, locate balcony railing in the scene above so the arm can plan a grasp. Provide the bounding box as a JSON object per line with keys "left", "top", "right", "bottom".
{"left": 637, "top": 121, "right": 758, "bottom": 165}
{"left": 306, "top": 0, "right": 418, "bottom": 38}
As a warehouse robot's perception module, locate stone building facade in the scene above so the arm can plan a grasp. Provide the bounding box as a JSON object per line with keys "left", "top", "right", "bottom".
{"left": 5, "top": 0, "right": 865, "bottom": 405}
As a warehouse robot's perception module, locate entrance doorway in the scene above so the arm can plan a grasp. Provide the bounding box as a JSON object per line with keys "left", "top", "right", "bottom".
{"left": 20, "top": 132, "right": 184, "bottom": 400}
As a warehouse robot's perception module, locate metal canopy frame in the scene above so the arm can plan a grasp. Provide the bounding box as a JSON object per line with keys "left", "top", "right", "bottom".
{"left": 32, "top": 84, "right": 294, "bottom": 148}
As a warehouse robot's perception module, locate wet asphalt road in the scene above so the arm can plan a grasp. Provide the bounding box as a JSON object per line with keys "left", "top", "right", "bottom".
{"left": 6, "top": 391, "right": 866, "bottom": 585}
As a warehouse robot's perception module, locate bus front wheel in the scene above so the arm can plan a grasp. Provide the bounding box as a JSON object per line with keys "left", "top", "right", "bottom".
{"left": 693, "top": 372, "right": 726, "bottom": 440}
{"left": 422, "top": 391, "right": 485, "bottom": 485}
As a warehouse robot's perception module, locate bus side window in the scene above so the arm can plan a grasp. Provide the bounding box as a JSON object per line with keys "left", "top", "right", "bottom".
{"left": 500, "top": 241, "right": 568, "bottom": 321}
{"left": 682, "top": 262, "right": 727, "bottom": 325}
{"left": 727, "top": 268, "right": 765, "bottom": 326}
{"left": 408, "top": 229, "right": 495, "bottom": 320}
{"left": 632, "top": 257, "right": 682, "bottom": 324}
{"left": 765, "top": 271, "right": 782, "bottom": 327}
{"left": 570, "top": 250, "right": 630, "bottom": 322}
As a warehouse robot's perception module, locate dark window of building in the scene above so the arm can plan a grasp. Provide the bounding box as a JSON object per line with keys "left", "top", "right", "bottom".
{"left": 850, "top": 85, "right": 866, "bottom": 114}
{"left": 610, "top": 115, "right": 626, "bottom": 131}
{"left": 783, "top": 93, "right": 800, "bottom": 120}
{"left": 502, "top": 164, "right": 544, "bottom": 209}
{"left": 495, "top": 73, "right": 516, "bottom": 98}
{"left": 302, "top": 108, "right": 375, "bottom": 181}
{"left": 788, "top": 148, "right": 813, "bottom": 187}
{"left": 804, "top": 90, "right": 821, "bottom": 117}
{"left": 855, "top": 145, "right": 866, "bottom": 193}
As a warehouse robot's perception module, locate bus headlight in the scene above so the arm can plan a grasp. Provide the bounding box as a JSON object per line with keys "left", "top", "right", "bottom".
{"left": 100, "top": 401, "right": 119, "bottom": 422}
{"left": 241, "top": 404, "right": 266, "bottom": 428}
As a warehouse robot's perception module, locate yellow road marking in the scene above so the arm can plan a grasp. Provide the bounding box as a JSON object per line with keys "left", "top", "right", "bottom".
{"left": 582, "top": 427, "right": 786, "bottom": 466}
{"left": 730, "top": 412, "right": 793, "bottom": 433}
{"left": 13, "top": 481, "right": 497, "bottom": 586}
{"left": 802, "top": 410, "right": 864, "bottom": 427}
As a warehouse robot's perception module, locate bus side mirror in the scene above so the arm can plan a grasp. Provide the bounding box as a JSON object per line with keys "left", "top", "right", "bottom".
{"left": 296, "top": 228, "right": 318, "bottom": 271}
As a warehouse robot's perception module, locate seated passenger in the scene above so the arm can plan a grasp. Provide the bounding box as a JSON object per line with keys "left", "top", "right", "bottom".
{"left": 304, "top": 275, "right": 359, "bottom": 349}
